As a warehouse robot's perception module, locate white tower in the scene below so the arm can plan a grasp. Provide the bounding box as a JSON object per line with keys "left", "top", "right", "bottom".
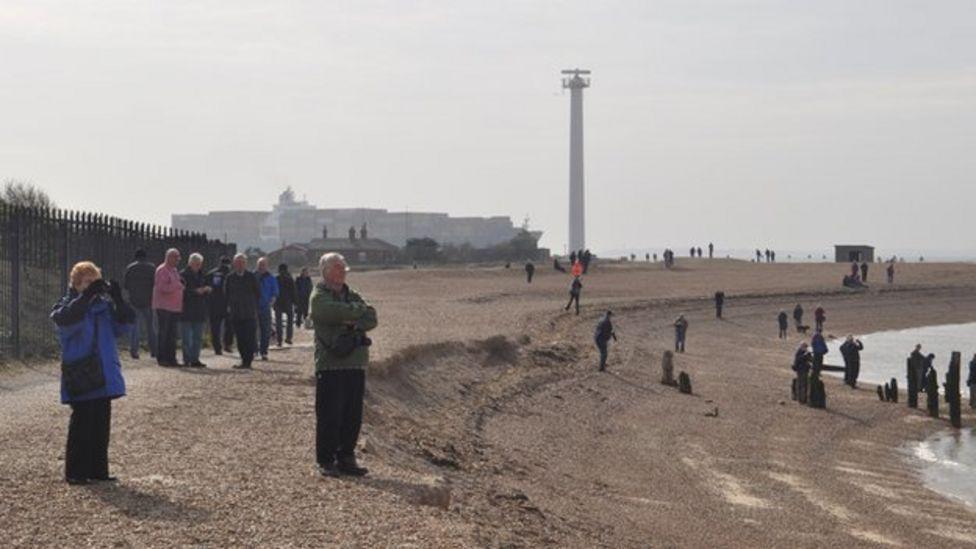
{"left": 562, "top": 68, "right": 590, "bottom": 253}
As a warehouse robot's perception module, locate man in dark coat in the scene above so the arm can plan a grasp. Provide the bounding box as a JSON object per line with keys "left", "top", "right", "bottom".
{"left": 275, "top": 263, "right": 297, "bottom": 346}
{"left": 525, "top": 262, "right": 535, "bottom": 283}
{"left": 793, "top": 303, "right": 804, "bottom": 331}
{"left": 814, "top": 305, "right": 826, "bottom": 332}
{"left": 792, "top": 342, "right": 812, "bottom": 404}
{"left": 206, "top": 256, "right": 233, "bottom": 355}
{"left": 594, "top": 311, "right": 617, "bottom": 371}
{"left": 565, "top": 276, "right": 582, "bottom": 315}
{"left": 295, "top": 267, "right": 313, "bottom": 329}
{"left": 714, "top": 291, "right": 725, "bottom": 319}
{"left": 225, "top": 253, "right": 261, "bottom": 369}
{"left": 777, "top": 311, "right": 789, "bottom": 339}
{"left": 860, "top": 261, "right": 869, "bottom": 283}
{"left": 840, "top": 335, "right": 864, "bottom": 388}
{"left": 180, "top": 253, "right": 211, "bottom": 367}
{"left": 123, "top": 248, "right": 156, "bottom": 359}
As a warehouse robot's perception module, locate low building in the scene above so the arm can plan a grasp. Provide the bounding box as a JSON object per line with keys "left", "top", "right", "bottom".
{"left": 267, "top": 236, "right": 400, "bottom": 269}
{"left": 834, "top": 244, "right": 874, "bottom": 263}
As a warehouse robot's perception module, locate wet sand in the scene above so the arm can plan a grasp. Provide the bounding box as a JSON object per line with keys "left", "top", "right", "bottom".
{"left": 2, "top": 260, "right": 976, "bottom": 547}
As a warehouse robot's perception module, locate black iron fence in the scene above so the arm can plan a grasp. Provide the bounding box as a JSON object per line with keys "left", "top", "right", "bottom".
{"left": 0, "top": 204, "right": 236, "bottom": 359}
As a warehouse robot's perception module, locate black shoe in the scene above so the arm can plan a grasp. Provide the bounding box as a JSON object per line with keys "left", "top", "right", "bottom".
{"left": 261, "top": 355, "right": 268, "bottom": 361}
{"left": 158, "top": 361, "right": 178, "bottom": 368}
{"left": 337, "top": 457, "right": 368, "bottom": 477}
{"left": 90, "top": 475, "right": 118, "bottom": 483}
{"left": 214, "top": 350, "right": 223, "bottom": 356}
{"left": 318, "top": 463, "right": 340, "bottom": 478}
{"left": 190, "top": 361, "right": 207, "bottom": 368}
{"left": 66, "top": 477, "right": 89, "bottom": 485}
{"left": 232, "top": 363, "right": 252, "bottom": 370}
{"left": 130, "top": 353, "right": 139, "bottom": 360}
{"left": 285, "top": 340, "right": 293, "bottom": 345}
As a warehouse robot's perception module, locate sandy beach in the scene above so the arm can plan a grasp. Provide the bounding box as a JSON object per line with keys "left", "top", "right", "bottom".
{"left": 2, "top": 259, "right": 976, "bottom": 547}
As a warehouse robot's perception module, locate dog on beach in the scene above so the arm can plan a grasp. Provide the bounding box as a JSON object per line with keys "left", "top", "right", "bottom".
{"left": 796, "top": 324, "right": 810, "bottom": 334}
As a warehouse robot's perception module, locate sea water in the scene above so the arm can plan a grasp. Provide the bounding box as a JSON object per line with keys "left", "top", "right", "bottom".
{"left": 820, "top": 322, "right": 976, "bottom": 508}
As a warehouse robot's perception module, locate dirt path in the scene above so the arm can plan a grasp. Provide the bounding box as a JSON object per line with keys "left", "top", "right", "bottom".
{"left": 2, "top": 262, "right": 976, "bottom": 547}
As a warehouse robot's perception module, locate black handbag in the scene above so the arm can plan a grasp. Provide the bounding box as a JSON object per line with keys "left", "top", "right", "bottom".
{"left": 61, "top": 315, "right": 105, "bottom": 398}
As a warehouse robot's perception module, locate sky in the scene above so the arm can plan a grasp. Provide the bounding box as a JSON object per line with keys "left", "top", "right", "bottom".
{"left": 2, "top": 1, "right": 975, "bottom": 257}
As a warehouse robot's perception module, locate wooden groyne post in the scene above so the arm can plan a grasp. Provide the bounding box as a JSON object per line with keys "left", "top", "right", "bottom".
{"left": 946, "top": 351, "right": 962, "bottom": 428}
{"left": 926, "top": 368, "right": 940, "bottom": 418}
{"left": 907, "top": 356, "right": 919, "bottom": 409}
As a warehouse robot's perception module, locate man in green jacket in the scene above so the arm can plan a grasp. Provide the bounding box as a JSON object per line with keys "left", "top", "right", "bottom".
{"left": 311, "top": 252, "right": 378, "bottom": 478}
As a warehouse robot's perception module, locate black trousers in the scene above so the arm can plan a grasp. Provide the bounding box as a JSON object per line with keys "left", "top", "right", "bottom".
{"left": 66, "top": 398, "right": 111, "bottom": 480}
{"left": 232, "top": 317, "right": 257, "bottom": 366}
{"left": 209, "top": 310, "right": 234, "bottom": 353}
{"left": 275, "top": 309, "right": 294, "bottom": 345}
{"left": 156, "top": 310, "right": 179, "bottom": 365}
{"left": 715, "top": 304, "right": 723, "bottom": 318}
{"left": 315, "top": 369, "right": 365, "bottom": 465}
{"left": 295, "top": 303, "right": 309, "bottom": 329}
{"left": 565, "top": 293, "right": 580, "bottom": 315}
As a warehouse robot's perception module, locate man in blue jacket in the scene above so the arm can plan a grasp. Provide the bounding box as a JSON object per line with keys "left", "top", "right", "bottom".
{"left": 811, "top": 330, "right": 828, "bottom": 375}
{"left": 256, "top": 257, "right": 279, "bottom": 361}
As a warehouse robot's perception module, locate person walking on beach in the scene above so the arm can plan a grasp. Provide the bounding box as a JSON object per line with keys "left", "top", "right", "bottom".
{"left": 311, "top": 252, "right": 377, "bottom": 478}
{"left": 256, "top": 257, "right": 279, "bottom": 361}
{"left": 594, "top": 311, "right": 617, "bottom": 372}
{"left": 714, "top": 291, "right": 725, "bottom": 319}
{"left": 860, "top": 262, "right": 869, "bottom": 283}
{"left": 793, "top": 303, "right": 804, "bottom": 331}
{"left": 206, "top": 256, "right": 233, "bottom": 355}
{"left": 708, "top": 242, "right": 714, "bottom": 258}
{"left": 811, "top": 330, "right": 828, "bottom": 375}
{"left": 51, "top": 261, "right": 134, "bottom": 484}
{"left": 792, "top": 342, "right": 812, "bottom": 404}
{"left": 225, "top": 254, "right": 260, "bottom": 370}
{"left": 674, "top": 315, "right": 689, "bottom": 353}
{"left": 565, "top": 276, "right": 582, "bottom": 315}
{"left": 840, "top": 335, "right": 864, "bottom": 388}
{"left": 887, "top": 262, "right": 895, "bottom": 284}
{"left": 152, "top": 248, "right": 184, "bottom": 368}
{"left": 525, "top": 262, "right": 535, "bottom": 283}
{"left": 814, "top": 305, "right": 826, "bottom": 332}
{"left": 123, "top": 248, "right": 156, "bottom": 360}
{"left": 180, "top": 253, "right": 211, "bottom": 368}
{"left": 295, "top": 267, "right": 313, "bottom": 329}
{"left": 777, "top": 311, "right": 789, "bottom": 339}
{"left": 275, "top": 263, "right": 297, "bottom": 346}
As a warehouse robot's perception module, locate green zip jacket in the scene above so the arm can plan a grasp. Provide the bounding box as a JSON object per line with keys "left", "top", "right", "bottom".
{"left": 310, "top": 282, "right": 378, "bottom": 371}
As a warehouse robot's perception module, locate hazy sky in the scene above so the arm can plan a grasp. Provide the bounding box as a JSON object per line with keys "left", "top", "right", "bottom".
{"left": 2, "top": 1, "right": 974, "bottom": 255}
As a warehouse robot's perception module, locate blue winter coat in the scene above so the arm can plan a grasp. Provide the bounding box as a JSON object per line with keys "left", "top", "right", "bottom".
{"left": 258, "top": 271, "right": 280, "bottom": 310}
{"left": 811, "top": 333, "right": 829, "bottom": 355}
{"left": 51, "top": 291, "right": 131, "bottom": 404}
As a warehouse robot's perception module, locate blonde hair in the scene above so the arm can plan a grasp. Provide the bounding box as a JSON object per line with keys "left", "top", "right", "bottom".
{"left": 70, "top": 261, "right": 102, "bottom": 289}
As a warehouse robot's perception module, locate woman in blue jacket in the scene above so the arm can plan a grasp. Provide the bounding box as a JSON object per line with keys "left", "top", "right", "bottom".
{"left": 50, "top": 261, "right": 134, "bottom": 485}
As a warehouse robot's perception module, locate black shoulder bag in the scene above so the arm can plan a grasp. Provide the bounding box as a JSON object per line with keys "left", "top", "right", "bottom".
{"left": 61, "top": 314, "right": 106, "bottom": 397}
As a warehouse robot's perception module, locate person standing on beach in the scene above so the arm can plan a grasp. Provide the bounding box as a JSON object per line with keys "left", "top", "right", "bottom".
{"left": 565, "top": 276, "right": 582, "bottom": 315}
{"left": 123, "top": 248, "right": 156, "bottom": 360}
{"left": 295, "top": 267, "right": 313, "bottom": 329}
{"left": 180, "top": 253, "right": 211, "bottom": 368}
{"left": 152, "top": 248, "right": 184, "bottom": 368}
{"left": 860, "top": 262, "right": 869, "bottom": 283}
{"left": 714, "top": 291, "right": 725, "bottom": 319}
{"left": 674, "top": 315, "right": 689, "bottom": 353}
{"left": 225, "top": 254, "right": 260, "bottom": 370}
{"left": 525, "top": 262, "right": 535, "bottom": 283}
{"left": 256, "top": 257, "right": 279, "bottom": 361}
{"left": 811, "top": 330, "right": 828, "bottom": 375}
{"left": 206, "top": 256, "right": 233, "bottom": 355}
{"left": 792, "top": 342, "right": 812, "bottom": 403}
{"left": 814, "top": 305, "right": 826, "bottom": 332}
{"left": 793, "top": 304, "right": 804, "bottom": 331}
{"left": 708, "top": 242, "right": 714, "bottom": 258}
{"left": 275, "top": 263, "right": 296, "bottom": 346}
{"left": 777, "top": 311, "right": 789, "bottom": 339}
{"left": 840, "top": 335, "right": 864, "bottom": 388}
{"left": 310, "top": 252, "right": 377, "bottom": 477}
{"left": 887, "top": 262, "right": 895, "bottom": 284}
{"left": 594, "top": 311, "right": 617, "bottom": 372}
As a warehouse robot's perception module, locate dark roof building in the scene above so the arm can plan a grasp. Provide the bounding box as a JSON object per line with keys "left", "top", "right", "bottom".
{"left": 834, "top": 244, "right": 874, "bottom": 263}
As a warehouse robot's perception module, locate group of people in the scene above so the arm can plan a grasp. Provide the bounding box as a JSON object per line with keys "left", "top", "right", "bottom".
{"left": 123, "top": 249, "right": 313, "bottom": 369}
{"left": 53, "top": 251, "right": 377, "bottom": 484}
{"left": 755, "top": 249, "right": 777, "bottom": 263}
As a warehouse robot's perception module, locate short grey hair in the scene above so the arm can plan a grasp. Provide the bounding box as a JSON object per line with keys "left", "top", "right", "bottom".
{"left": 233, "top": 253, "right": 247, "bottom": 262}
{"left": 188, "top": 253, "right": 204, "bottom": 264}
{"left": 319, "top": 252, "right": 348, "bottom": 275}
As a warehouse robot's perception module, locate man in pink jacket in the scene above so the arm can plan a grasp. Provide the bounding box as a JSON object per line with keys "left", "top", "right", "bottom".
{"left": 153, "top": 248, "right": 185, "bottom": 367}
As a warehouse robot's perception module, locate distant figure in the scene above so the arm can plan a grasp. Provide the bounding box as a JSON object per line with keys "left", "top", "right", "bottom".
{"left": 206, "top": 256, "right": 234, "bottom": 355}
{"left": 360, "top": 222, "right": 368, "bottom": 240}
{"left": 348, "top": 226, "right": 356, "bottom": 240}
{"left": 756, "top": 249, "right": 762, "bottom": 262}
{"left": 792, "top": 342, "right": 812, "bottom": 403}
{"left": 275, "top": 263, "right": 296, "bottom": 346}
{"left": 793, "top": 304, "right": 804, "bottom": 331}
{"left": 968, "top": 354, "right": 976, "bottom": 410}
{"left": 525, "top": 262, "right": 535, "bottom": 283}
{"left": 565, "top": 276, "right": 582, "bottom": 315}
{"left": 569, "top": 251, "right": 577, "bottom": 265}
{"left": 123, "top": 248, "right": 156, "bottom": 360}
{"left": 553, "top": 257, "right": 566, "bottom": 273}
{"left": 814, "top": 305, "right": 826, "bottom": 332}
{"left": 777, "top": 311, "right": 788, "bottom": 339}
{"left": 714, "top": 291, "right": 725, "bottom": 319}
{"left": 887, "top": 262, "right": 895, "bottom": 284}
{"left": 645, "top": 253, "right": 650, "bottom": 262}
{"left": 295, "top": 267, "right": 313, "bottom": 329}
{"left": 811, "top": 330, "right": 828, "bottom": 375}
{"left": 910, "top": 344, "right": 926, "bottom": 390}
{"left": 690, "top": 247, "right": 695, "bottom": 258}
{"left": 653, "top": 253, "right": 658, "bottom": 262}
{"left": 840, "top": 336, "right": 864, "bottom": 388}
{"left": 696, "top": 247, "right": 702, "bottom": 258}
{"left": 673, "top": 315, "right": 689, "bottom": 353}
{"left": 850, "top": 262, "right": 859, "bottom": 279}
{"left": 770, "top": 251, "right": 776, "bottom": 262}
{"left": 594, "top": 311, "right": 617, "bottom": 372}
{"left": 708, "top": 242, "right": 714, "bottom": 258}
{"left": 322, "top": 225, "right": 328, "bottom": 239}
{"left": 860, "top": 261, "right": 868, "bottom": 282}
